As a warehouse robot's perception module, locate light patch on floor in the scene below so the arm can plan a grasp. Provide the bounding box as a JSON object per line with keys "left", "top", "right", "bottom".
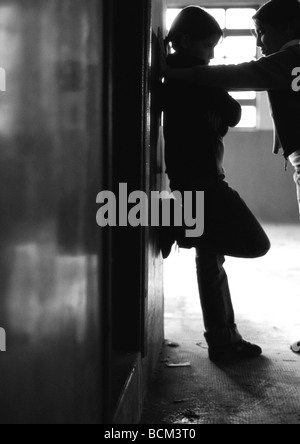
{"left": 142, "top": 224, "right": 300, "bottom": 425}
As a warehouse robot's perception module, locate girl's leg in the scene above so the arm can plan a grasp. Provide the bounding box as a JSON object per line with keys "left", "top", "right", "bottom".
{"left": 196, "top": 249, "right": 241, "bottom": 346}
{"left": 289, "top": 151, "right": 300, "bottom": 219}
{"left": 208, "top": 183, "right": 271, "bottom": 258}
{"left": 196, "top": 248, "right": 262, "bottom": 362}
{"left": 178, "top": 182, "right": 271, "bottom": 259}
{"left": 289, "top": 151, "right": 300, "bottom": 354}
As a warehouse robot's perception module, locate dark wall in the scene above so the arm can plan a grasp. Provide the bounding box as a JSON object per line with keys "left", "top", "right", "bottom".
{"left": 0, "top": 0, "right": 105, "bottom": 424}
{"left": 143, "top": 0, "right": 166, "bottom": 387}
{"left": 108, "top": 0, "right": 165, "bottom": 423}
{"left": 0, "top": 0, "right": 166, "bottom": 425}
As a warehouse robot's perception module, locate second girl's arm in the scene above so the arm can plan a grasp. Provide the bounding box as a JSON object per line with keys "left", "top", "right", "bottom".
{"left": 165, "top": 48, "right": 300, "bottom": 91}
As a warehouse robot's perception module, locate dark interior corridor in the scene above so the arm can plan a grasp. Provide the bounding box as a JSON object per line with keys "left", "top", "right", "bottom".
{"left": 0, "top": 0, "right": 300, "bottom": 426}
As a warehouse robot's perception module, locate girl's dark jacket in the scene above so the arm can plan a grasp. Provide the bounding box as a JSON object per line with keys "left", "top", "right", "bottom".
{"left": 162, "top": 53, "right": 242, "bottom": 188}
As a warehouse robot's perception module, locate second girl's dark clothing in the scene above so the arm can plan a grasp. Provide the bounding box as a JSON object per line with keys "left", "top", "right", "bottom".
{"left": 188, "top": 41, "right": 300, "bottom": 159}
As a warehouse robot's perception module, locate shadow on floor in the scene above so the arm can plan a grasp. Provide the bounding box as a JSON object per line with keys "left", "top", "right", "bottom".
{"left": 142, "top": 339, "right": 300, "bottom": 424}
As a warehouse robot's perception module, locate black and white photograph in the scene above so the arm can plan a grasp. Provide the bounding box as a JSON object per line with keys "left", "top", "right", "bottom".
{"left": 0, "top": 0, "right": 300, "bottom": 427}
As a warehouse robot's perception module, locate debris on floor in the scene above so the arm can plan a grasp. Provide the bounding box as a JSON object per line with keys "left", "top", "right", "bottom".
{"left": 142, "top": 226, "right": 300, "bottom": 425}
{"left": 166, "top": 362, "right": 191, "bottom": 368}
{"left": 165, "top": 341, "right": 180, "bottom": 348}
{"left": 183, "top": 410, "right": 201, "bottom": 420}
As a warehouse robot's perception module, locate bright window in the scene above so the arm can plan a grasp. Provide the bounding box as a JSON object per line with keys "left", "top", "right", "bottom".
{"left": 166, "top": 8, "right": 181, "bottom": 32}
{"left": 226, "top": 8, "right": 256, "bottom": 30}
{"left": 215, "top": 36, "right": 256, "bottom": 61}
{"left": 166, "top": 7, "right": 258, "bottom": 129}
{"left": 238, "top": 106, "right": 257, "bottom": 128}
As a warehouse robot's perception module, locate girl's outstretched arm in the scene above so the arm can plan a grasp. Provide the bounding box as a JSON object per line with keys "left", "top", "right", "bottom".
{"left": 163, "top": 48, "right": 300, "bottom": 91}
{"left": 166, "top": 64, "right": 255, "bottom": 90}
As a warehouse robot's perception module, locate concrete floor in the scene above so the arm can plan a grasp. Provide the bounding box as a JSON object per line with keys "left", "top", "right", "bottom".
{"left": 142, "top": 224, "right": 300, "bottom": 425}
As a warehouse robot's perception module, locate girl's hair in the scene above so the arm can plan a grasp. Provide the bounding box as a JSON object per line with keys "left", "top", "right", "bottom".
{"left": 253, "top": 0, "right": 300, "bottom": 37}
{"left": 166, "top": 6, "right": 223, "bottom": 49}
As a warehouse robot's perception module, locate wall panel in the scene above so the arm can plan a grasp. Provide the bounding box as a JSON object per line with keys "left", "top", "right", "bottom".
{"left": 0, "top": 0, "right": 104, "bottom": 424}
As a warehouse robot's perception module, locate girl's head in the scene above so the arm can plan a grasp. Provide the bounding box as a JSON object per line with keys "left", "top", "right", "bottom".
{"left": 167, "top": 6, "right": 223, "bottom": 64}
{"left": 253, "top": 0, "right": 300, "bottom": 56}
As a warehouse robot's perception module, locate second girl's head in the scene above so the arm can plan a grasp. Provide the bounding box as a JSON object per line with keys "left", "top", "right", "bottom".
{"left": 167, "top": 6, "right": 223, "bottom": 65}
{"left": 253, "top": 0, "right": 300, "bottom": 56}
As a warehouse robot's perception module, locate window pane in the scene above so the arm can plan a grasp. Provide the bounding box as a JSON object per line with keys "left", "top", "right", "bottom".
{"left": 203, "top": 8, "right": 226, "bottom": 29}
{"left": 218, "top": 36, "right": 257, "bottom": 59}
{"left": 166, "top": 8, "right": 226, "bottom": 32}
{"left": 226, "top": 8, "right": 256, "bottom": 29}
{"left": 211, "top": 57, "right": 255, "bottom": 66}
{"left": 229, "top": 91, "right": 256, "bottom": 100}
{"left": 166, "top": 9, "right": 181, "bottom": 31}
{"left": 237, "top": 106, "right": 257, "bottom": 128}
